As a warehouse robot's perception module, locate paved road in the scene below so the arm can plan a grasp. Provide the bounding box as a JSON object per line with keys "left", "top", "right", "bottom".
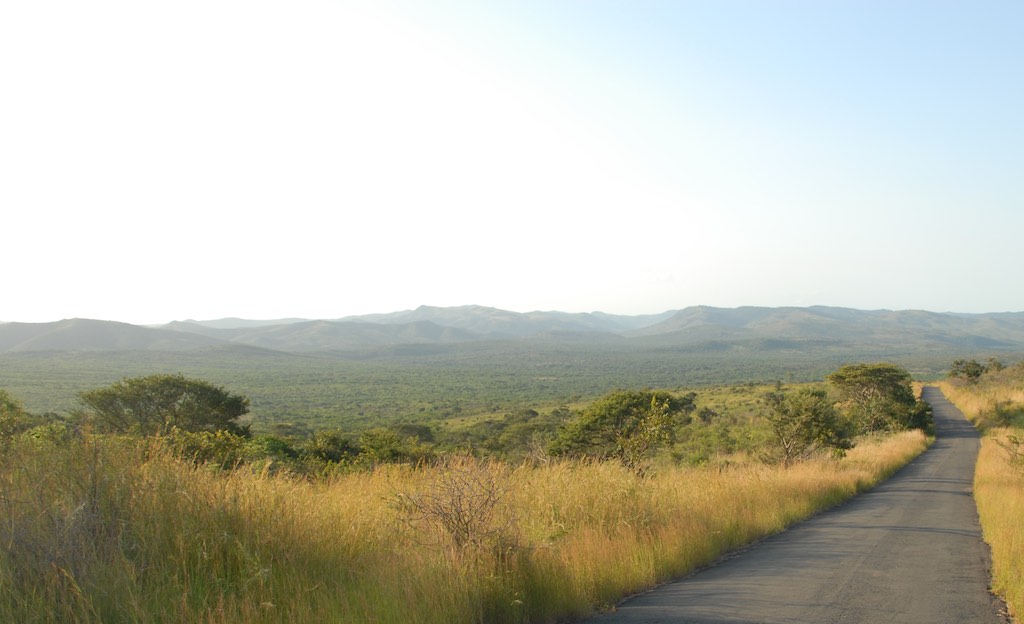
{"left": 586, "top": 387, "right": 1009, "bottom": 624}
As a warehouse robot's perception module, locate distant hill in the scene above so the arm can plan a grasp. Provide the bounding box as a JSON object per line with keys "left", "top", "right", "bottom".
{"left": 176, "top": 317, "right": 311, "bottom": 329}
{"left": 0, "top": 319, "right": 225, "bottom": 352}
{"left": 5, "top": 305, "right": 1024, "bottom": 425}
{"left": 164, "top": 319, "right": 481, "bottom": 351}
{"left": 3, "top": 306, "right": 1024, "bottom": 356}
{"left": 335, "top": 305, "right": 677, "bottom": 336}
{"left": 168, "top": 306, "right": 674, "bottom": 337}
{"left": 628, "top": 306, "right": 1024, "bottom": 351}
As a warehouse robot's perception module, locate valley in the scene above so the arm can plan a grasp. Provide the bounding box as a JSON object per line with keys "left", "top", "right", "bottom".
{"left": 1, "top": 305, "right": 1022, "bottom": 433}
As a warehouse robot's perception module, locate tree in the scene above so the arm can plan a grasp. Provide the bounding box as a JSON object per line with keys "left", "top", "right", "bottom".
{"left": 949, "top": 358, "right": 987, "bottom": 382}
{"left": 827, "top": 363, "right": 925, "bottom": 433}
{"left": 549, "top": 389, "right": 695, "bottom": 473}
{"left": 78, "top": 374, "right": 250, "bottom": 436}
{"left": 986, "top": 357, "right": 1006, "bottom": 373}
{"left": 762, "top": 388, "right": 853, "bottom": 467}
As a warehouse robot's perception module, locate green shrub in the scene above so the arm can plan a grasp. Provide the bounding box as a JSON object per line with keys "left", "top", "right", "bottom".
{"left": 164, "top": 427, "right": 248, "bottom": 469}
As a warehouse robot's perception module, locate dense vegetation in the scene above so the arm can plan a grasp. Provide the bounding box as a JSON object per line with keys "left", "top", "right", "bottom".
{"left": 0, "top": 338, "right": 976, "bottom": 436}
{"left": 938, "top": 360, "right": 1024, "bottom": 620}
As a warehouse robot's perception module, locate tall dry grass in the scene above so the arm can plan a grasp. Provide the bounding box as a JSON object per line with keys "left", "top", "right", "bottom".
{"left": 972, "top": 429, "right": 1024, "bottom": 621}
{"left": 938, "top": 378, "right": 1024, "bottom": 621}
{"left": 0, "top": 430, "right": 927, "bottom": 623}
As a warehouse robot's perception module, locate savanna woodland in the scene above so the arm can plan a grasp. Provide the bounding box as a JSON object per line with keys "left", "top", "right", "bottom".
{"left": 2, "top": 358, "right": 1022, "bottom": 623}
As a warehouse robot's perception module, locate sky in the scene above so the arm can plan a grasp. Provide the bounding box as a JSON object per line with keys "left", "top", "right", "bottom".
{"left": 2, "top": 1, "right": 1023, "bottom": 325}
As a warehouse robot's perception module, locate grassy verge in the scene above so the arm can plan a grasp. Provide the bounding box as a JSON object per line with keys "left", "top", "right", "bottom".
{"left": 0, "top": 430, "right": 927, "bottom": 623}
{"left": 939, "top": 378, "right": 1024, "bottom": 622}
{"left": 973, "top": 429, "right": 1024, "bottom": 621}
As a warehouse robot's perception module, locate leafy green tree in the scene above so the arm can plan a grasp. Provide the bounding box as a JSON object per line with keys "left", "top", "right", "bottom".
{"left": 761, "top": 388, "right": 853, "bottom": 467}
{"left": 827, "top": 363, "right": 925, "bottom": 433}
{"left": 550, "top": 390, "right": 696, "bottom": 473}
{"left": 78, "top": 374, "right": 250, "bottom": 436}
{"left": 949, "top": 358, "right": 987, "bottom": 382}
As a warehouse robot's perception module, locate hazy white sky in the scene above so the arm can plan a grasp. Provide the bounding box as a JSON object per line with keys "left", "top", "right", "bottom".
{"left": 3, "top": 1, "right": 1022, "bottom": 324}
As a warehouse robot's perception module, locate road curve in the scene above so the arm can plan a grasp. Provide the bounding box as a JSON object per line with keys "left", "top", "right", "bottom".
{"left": 585, "top": 387, "right": 1009, "bottom": 624}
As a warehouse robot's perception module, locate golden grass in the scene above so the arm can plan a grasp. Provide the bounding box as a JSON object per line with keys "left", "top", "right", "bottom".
{"left": 0, "top": 430, "right": 928, "bottom": 623}
{"left": 938, "top": 376, "right": 1024, "bottom": 429}
{"left": 937, "top": 379, "right": 1024, "bottom": 622}
{"left": 973, "top": 430, "right": 1024, "bottom": 621}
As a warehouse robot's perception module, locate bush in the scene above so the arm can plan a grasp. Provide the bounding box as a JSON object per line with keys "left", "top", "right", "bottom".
{"left": 164, "top": 428, "right": 248, "bottom": 469}
{"left": 673, "top": 421, "right": 738, "bottom": 466}
{"left": 78, "top": 374, "right": 250, "bottom": 436}
{"left": 828, "top": 363, "right": 928, "bottom": 434}
{"left": 981, "top": 401, "right": 1024, "bottom": 428}
{"left": 359, "top": 428, "right": 435, "bottom": 465}
{"left": 550, "top": 390, "right": 695, "bottom": 474}
{"left": 300, "top": 429, "right": 359, "bottom": 464}
{"left": 760, "top": 388, "right": 853, "bottom": 467}
{"left": 997, "top": 434, "right": 1024, "bottom": 474}
{"left": 394, "top": 456, "right": 517, "bottom": 557}
{"left": 0, "top": 390, "right": 26, "bottom": 451}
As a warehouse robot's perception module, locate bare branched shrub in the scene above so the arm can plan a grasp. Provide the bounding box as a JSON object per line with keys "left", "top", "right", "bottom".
{"left": 525, "top": 432, "right": 552, "bottom": 467}
{"left": 394, "top": 456, "right": 518, "bottom": 557}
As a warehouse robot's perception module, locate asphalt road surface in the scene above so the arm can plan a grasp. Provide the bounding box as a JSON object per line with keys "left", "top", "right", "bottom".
{"left": 585, "top": 387, "right": 1009, "bottom": 624}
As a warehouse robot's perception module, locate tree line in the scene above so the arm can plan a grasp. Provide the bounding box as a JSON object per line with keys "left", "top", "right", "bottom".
{"left": 0, "top": 361, "right": 936, "bottom": 475}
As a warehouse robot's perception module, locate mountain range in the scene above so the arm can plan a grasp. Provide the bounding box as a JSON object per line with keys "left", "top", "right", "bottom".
{"left": 2, "top": 305, "right": 1024, "bottom": 355}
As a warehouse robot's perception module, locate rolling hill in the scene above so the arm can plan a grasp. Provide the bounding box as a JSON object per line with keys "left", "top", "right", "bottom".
{"left": 627, "top": 306, "right": 1024, "bottom": 351}
{"left": 0, "top": 318, "right": 223, "bottom": 352}
{"left": 3, "top": 305, "right": 1023, "bottom": 428}
{"left": 334, "top": 304, "right": 677, "bottom": 336}
{"left": 3, "top": 306, "right": 1024, "bottom": 355}
{"left": 162, "top": 319, "right": 482, "bottom": 351}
